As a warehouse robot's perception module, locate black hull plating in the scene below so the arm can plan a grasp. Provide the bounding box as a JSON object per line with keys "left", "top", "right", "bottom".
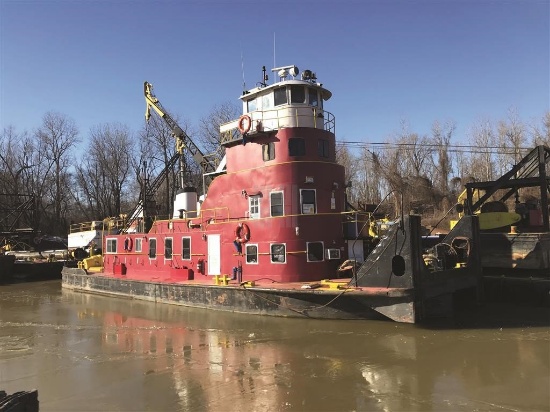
{"left": 62, "top": 268, "right": 419, "bottom": 322}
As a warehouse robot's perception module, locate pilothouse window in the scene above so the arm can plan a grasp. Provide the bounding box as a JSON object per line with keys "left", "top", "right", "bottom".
{"left": 247, "top": 98, "right": 257, "bottom": 112}
{"left": 274, "top": 87, "right": 287, "bottom": 106}
{"left": 290, "top": 85, "right": 306, "bottom": 103}
{"left": 309, "top": 88, "right": 319, "bottom": 107}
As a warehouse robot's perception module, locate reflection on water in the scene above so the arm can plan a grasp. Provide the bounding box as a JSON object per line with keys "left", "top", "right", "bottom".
{"left": 0, "top": 280, "right": 548, "bottom": 411}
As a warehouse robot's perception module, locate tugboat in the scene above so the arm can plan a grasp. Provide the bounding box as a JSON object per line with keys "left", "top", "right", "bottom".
{"left": 62, "top": 64, "right": 482, "bottom": 323}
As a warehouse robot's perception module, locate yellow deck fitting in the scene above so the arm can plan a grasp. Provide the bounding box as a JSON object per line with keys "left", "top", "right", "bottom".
{"left": 241, "top": 281, "right": 255, "bottom": 287}
{"left": 321, "top": 279, "right": 348, "bottom": 289}
{"left": 214, "top": 274, "right": 229, "bottom": 285}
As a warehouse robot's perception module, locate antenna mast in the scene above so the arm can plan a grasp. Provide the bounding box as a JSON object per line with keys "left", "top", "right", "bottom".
{"left": 241, "top": 49, "right": 246, "bottom": 92}
{"left": 273, "top": 32, "right": 276, "bottom": 71}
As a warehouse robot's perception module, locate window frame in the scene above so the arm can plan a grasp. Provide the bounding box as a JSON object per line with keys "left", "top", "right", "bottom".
{"left": 262, "top": 142, "right": 275, "bottom": 161}
{"left": 164, "top": 237, "right": 173, "bottom": 259}
{"left": 274, "top": 86, "right": 288, "bottom": 106}
{"left": 290, "top": 85, "right": 306, "bottom": 104}
{"left": 270, "top": 191, "right": 284, "bottom": 217}
{"left": 182, "top": 237, "right": 191, "bottom": 260}
{"left": 106, "top": 238, "right": 117, "bottom": 253}
{"left": 249, "top": 195, "right": 260, "bottom": 219}
{"left": 318, "top": 139, "right": 329, "bottom": 158}
{"left": 288, "top": 137, "right": 306, "bottom": 156}
{"left": 245, "top": 243, "right": 259, "bottom": 264}
{"left": 308, "top": 88, "right": 319, "bottom": 107}
{"left": 300, "top": 189, "right": 317, "bottom": 214}
{"left": 306, "top": 241, "right": 324, "bottom": 262}
{"left": 270, "top": 243, "right": 286, "bottom": 264}
{"left": 149, "top": 238, "right": 157, "bottom": 259}
{"left": 134, "top": 238, "right": 142, "bottom": 253}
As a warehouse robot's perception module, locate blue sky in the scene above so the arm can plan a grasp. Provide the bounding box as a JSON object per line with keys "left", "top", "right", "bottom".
{"left": 1, "top": 0, "right": 548, "bottom": 148}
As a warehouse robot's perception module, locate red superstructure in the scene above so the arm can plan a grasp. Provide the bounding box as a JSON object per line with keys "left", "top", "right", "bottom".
{"left": 102, "top": 65, "right": 348, "bottom": 284}
{"left": 63, "top": 64, "right": 483, "bottom": 323}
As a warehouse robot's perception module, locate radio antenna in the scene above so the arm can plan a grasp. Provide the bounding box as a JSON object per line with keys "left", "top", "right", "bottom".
{"left": 241, "top": 48, "right": 246, "bottom": 92}
{"left": 273, "top": 32, "right": 276, "bottom": 71}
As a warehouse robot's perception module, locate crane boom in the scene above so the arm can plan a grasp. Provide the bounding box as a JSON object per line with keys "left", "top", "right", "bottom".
{"left": 144, "top": 82, "right": 219, "bottom": 179}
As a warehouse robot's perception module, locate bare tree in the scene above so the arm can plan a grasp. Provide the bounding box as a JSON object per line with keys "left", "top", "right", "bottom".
{"left": 497, "top": 108, "right": 527, "bottom": 173}
{"left": 35, "top": 112, "right": 79, "bottom": 233}
{"left": 197, "top": 101, "right": 240, "bottom": 158}
{"left": 73, "top": 123, "right": 134, "bottom": 220}
{"left": 468, "top": 118, "right": 497, "bottom": 182}
{"left": 530, "top": 111, "right": 550, "bottom": 147}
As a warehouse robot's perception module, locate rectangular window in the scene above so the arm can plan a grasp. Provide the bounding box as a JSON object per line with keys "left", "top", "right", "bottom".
{"left": 247, "top": 98, "right": 257, "bottom": 112}
{"left": 307, "top": 241, "right": 324, "bottom": 262}
{"left": 134, "top": 238, "right": 142, "bottom": 252}
{"left": 249, "top": 196, "right": 260, "bottom": 219}
{"left": 270, "top": 191, "right": 284, "bottom": 217}
{"left": 308, "top": 88, "right": 319, "bottom": 107}
{"left": 300, "top": 189, "right": 317, "bottom": 214}
{"left": 182, "top": 237, "right": 191, "bottom": 260}
{"left": 262, "top": 94, "right": 273, "bottom": 110}
{"left": 262, "top": 142, "right": 275, "bottom": 161}
{"left": 288, "top": 138, "right": 306, "bottom": 156}
{"left": 164, "top": 238, "right": 173, "bottom": 259}
{"left": 106, "top": 238, "right": 117, "bottom": 253}
{"left": 318, "top": 139, "right": 329, "bottom": 158}
{"left": 246, "top": 244, "right": 258, "bottom": 264}
{"left": 290, "top": 85, "right": 306, "bottom": 103}
{"left": 270, "top": 243, "right": 286, "bottom": 263}
{"left": 274, "top": 87, "right": 287, "bottom": 106}
{"left": 149, "top": 238, "right": 157, "bottom": 259}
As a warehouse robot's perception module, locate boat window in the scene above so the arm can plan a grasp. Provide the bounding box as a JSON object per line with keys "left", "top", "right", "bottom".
{"left": 309, "top": 88, "right": 319, "bottom": 107}
{"left": 274, "top": 87, "right": 287, "bottom": 106}
{"left": 288, "top": 138, "right": 306, "bottom": 156}
{"left": 182, "top": 237, "right": 191, "bottom": 260}
{"left": 249, "top": 196, "right": 260, "bottom": 219}
{"left": 262, "top": 93, "right": 273, "bottom": 110}
{"left": 270, "top": 191, "right": 284, "bottom": 217}
{"left": 149, "top": 238, "right": 157, "bottom": 259}
{"left": 164, "top": 238, "right": 173, "bottom": 259}
{"left": 134, "top": 238, "right": 142, "bottom": 252}
{"left": 262, "top": 142, "right": 275, "bottom": 161}
{"left": 247, "top": 98, "right": 257, "bottom": 112}
{"left": 300, "top": 189, "right": 317, "bottom": 214}
{"left": 307, "top": 241, "right": 324, "bottom": 262}
{"left": 290, "top": 85, "right": 306, "bottom": 103}
{"left": 106, "top": 238, "right": 117, "bottom": 253}
{"left": 246, "top": 244, "right": 258, "bottom": 264}
{"left": 318, "top": 139, "right": 329, "bottom": 158}
{"left": 270, "top": 243, "right": 286, "bottom": 263}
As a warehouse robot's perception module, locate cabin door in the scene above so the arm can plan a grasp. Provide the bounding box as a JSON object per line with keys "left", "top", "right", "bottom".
{"left": 207, "top": 234, "right": 221, "bottom": 275}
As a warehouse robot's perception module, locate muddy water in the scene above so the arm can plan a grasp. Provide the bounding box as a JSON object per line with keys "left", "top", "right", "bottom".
{"left": 0, "top": 281, "right": 549, "bottom": 412}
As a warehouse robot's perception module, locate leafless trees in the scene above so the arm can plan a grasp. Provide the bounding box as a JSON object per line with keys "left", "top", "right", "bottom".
{"left": 1, "top": 106, "right": 548, "bottom": 237}
{"left": 341, "top": 111, "right": 550, "bottom": 224}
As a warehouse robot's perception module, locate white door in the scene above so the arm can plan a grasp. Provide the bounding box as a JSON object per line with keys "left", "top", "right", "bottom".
{"left": 207, "top": 234, "right": 221, "bottom": 275}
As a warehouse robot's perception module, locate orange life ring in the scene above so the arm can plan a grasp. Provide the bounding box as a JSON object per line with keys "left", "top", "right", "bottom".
{"left": 234, "top": 223, "right": 251, "bottom": 243}
{"left": 238, "top": 115, "right": 252, "bottom": 134}
{"left": 124, "top": 236, "right": 133, "bottom": 251}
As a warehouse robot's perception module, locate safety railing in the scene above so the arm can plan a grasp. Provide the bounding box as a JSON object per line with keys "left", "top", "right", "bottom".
{"left": 220, "top": 107, "right": 335, "bottom": 145}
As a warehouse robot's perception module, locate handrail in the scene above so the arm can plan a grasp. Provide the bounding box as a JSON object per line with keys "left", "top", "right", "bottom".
{"left": 220, "top": 107, "right": 335, "bottom": 145}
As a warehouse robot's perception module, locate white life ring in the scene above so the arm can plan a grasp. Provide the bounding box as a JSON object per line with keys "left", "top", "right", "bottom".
{"left": 238, "top": 115, "right": 252, "bottom": 134}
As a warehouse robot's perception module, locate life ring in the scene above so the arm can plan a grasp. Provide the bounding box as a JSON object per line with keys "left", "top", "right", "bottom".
{"left": 234, "top": 223, "right": 250, "bottom": 243}
{"left": 238, "top": 115, "right": 252, "bottom": 134}
{"left": 124, "top": 236, "right": 133, "bottom": 251}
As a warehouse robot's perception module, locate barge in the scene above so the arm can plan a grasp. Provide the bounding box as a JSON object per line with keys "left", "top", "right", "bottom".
{"left": 62, "top": 64, "right": 482, "bottom": 323}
